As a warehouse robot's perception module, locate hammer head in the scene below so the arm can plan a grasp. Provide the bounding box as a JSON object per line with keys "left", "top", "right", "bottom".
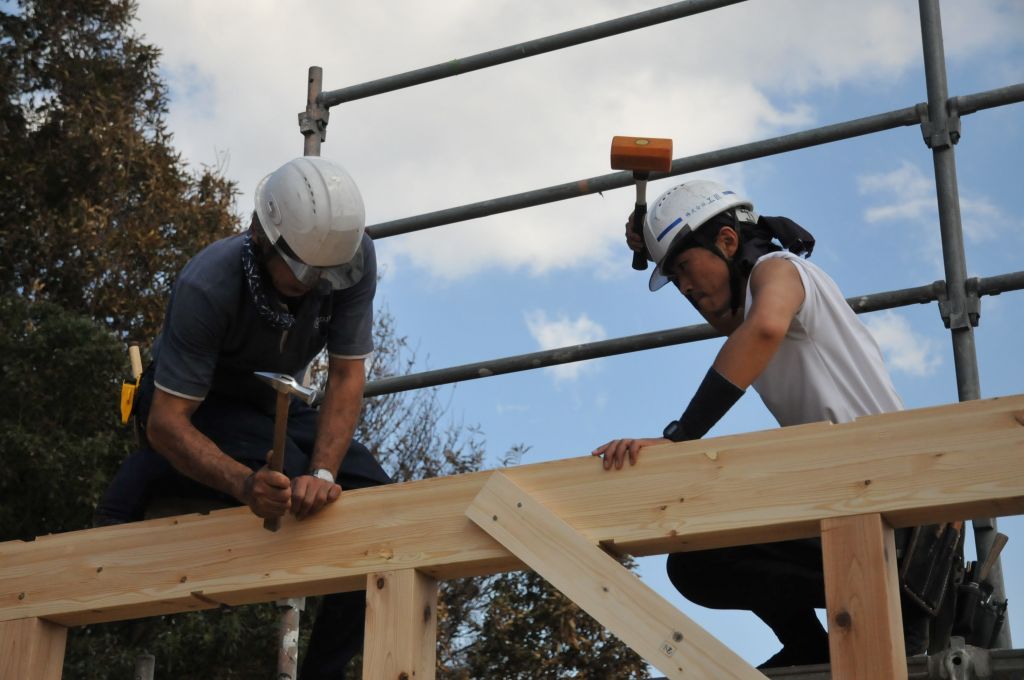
{"left": 254, "top": 371, "right": 321, "bottom": 406}
{"left": 610, "top": 136, "right": 673, "bottom": 173}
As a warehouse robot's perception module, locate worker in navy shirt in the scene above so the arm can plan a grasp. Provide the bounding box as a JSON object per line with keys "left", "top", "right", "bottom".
{"left": 96, "top": 156, "right": 389, "bottom": 679}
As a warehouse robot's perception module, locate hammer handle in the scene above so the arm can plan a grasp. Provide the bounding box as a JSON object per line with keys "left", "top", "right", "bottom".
{"left": 128, "top": 343, "right": 143, "bottom": 380}
{"left": 263, "top": 390, "right": 291, "bottom": 532}
{"left": 631, "top": 172, "right": 650, "bottom": 271}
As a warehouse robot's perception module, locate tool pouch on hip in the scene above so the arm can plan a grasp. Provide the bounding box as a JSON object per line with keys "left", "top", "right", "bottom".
{"left": 899, "top": 523, "right": 964, "bottom": 616}
{"left": 953, "top": 570, "right": 1007, "bottom": 648}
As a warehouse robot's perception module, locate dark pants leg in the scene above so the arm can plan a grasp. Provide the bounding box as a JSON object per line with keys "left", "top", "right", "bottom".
{"left": 666, "top": 539, "right": 830, "bottom": 666}
{"left": 94, "top": 393, "right": 392, "bottom": 679}
{"left": 299, "top": 470, "right": 386, "bottom": 680}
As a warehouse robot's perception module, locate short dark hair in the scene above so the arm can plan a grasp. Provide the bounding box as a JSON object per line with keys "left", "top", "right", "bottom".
{"left": 248, "top": 211, "right": 276, "bottom": 258}
{"left": 662, "top": 211, "right": 737, "bottom": 274}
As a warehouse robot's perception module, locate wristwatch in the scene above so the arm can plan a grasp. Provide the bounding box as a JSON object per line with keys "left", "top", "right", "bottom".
{"left": 662, "top": 420, "right": 686, "bottom": 442}
{"left": 310, "top": 468, "right": 335, "bottom": 484}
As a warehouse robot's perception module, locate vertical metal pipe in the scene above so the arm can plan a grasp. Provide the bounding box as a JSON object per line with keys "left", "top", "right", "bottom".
{"left": 303, "top": 66, "right": 324, "bottom": 156}
{"left": 276, "top": 597, "right": 305, "bottom": 679}
{"left": 918, "top": 0, "right": 1010, "bottom": 647}
{"left": 133, "top": 654, "right": 155, "bottom": 680}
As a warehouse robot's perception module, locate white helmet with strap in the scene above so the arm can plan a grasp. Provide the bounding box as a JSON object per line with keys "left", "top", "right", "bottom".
{"left": 643, "top": 180, "right": 757, "bottom": 292}
{"left": 255, "top": 157, "right": 366, "bottom": 285}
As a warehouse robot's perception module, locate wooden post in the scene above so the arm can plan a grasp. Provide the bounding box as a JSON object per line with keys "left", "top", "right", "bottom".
{"left": 821, "top": 513, "right": 907, "bottom": 680}
{"left": 363, "top": 569, "right": 438, "bottom": 680}
{"left": 0, "top": 618, "right": 67, "bottom": 680}
{"left": 467, "top": 473, "right": 766, "bottom": 680}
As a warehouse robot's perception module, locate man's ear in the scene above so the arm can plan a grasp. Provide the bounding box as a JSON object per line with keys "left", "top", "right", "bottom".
{"left": 717, "top": 226, "right": 740, "bottom": 259}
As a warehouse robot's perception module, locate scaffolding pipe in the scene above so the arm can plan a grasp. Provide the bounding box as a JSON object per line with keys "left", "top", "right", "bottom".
{"left": 954, "top": 82, "right": 1024, "bottom": 115}
{"left": 363, "top": 271, "right": 1024, "bottom": 398}
{"left": 365, "top": 80, "right": 1022, "bottom": 240}
{"left": 368, "top": 104, "right": 920, "bottom": 239}
{"left": 919, "top": 0, "right": 1009, "bottom": 647}
{"left": 301, "top": 66, "right": 325, "bottom": 156}
{"left": 318, "top": 0, "right": 746, "bottom": 107}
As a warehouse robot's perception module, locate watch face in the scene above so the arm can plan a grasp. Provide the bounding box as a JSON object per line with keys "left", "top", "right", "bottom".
{"left": 663, "top": 421, "right": 681, "bottom": 441}
{"left": 312, "top": 469, "right": 334, "bottom": 483}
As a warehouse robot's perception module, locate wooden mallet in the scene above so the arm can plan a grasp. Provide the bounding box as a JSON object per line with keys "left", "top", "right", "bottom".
{"left": 610, "top": 136, "right": 673, "bottom": 270}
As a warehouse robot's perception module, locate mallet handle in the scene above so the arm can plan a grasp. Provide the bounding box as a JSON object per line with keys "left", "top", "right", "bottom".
{"left": 631, "top": 172, "right": 650, "bottom": 271}
{"left": 263, "top": 390, "right": 291, "bottom": 532}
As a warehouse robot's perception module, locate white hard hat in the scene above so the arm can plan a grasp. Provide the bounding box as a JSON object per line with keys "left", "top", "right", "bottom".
{"left": 255, "top": 156, "right": 366, "bottom": 269}
{"left": 644, "top": 180, "right": 757, "bottom": 291}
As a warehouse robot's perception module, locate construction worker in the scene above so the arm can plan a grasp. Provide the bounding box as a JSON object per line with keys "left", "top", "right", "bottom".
{"left": 591, "top": 180, "right": 930, "bottom": 668}
{"left": 95, "top": 156, "right": 390, "bottom": 678}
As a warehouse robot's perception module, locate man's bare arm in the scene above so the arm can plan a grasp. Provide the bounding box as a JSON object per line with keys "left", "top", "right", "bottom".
{"left": 147, "top": 389, "right": 291, "bottom": 518}
{"left": 289, "top": 357, "right": 365, "bottom": 519}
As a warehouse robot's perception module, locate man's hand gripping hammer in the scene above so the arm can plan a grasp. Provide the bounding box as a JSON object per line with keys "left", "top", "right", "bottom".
{"left": 254, "top": 372, "right": 323, "bottom": 531}
{"left": 610, "top": 136, "right": 673, "bottom": 270}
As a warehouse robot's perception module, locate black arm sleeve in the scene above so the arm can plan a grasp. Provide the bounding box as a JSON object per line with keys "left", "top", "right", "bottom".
{"left": 668, "top": 367, "right": 746, "bottom": 441}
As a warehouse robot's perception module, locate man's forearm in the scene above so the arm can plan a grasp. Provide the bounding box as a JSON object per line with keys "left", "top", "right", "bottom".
{"left": 310, "top": 364, "right": 365, "bottom": 475}
{"left": 150, "top": 417, "right": 253, "bottom": 501}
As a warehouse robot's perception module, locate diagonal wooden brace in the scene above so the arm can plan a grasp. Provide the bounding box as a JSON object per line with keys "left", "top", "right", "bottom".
{"left": 467, "top": 472, "right": 766, "bottom": 680}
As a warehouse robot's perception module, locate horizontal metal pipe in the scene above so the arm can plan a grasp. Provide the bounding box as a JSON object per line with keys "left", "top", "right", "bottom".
{"left": 972, "top": 270, "right": 1024, "bottom": 298}
{"left": 953, "top": 82, "right": 1024, "bottom": 116}
{"left": 366, "top": 83, "right": 1017, "bottom": 240}
{"left": 364, "top": 272, "right": 1024, "bottom": 397}
{"left": 319, "top": 0, "right": 746, "bottom": 107}
{"left": 368, "top": 104, "right": 922, "bottom": 239}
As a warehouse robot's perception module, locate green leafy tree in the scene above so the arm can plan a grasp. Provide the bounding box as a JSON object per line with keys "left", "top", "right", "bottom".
{"left": 462, "top": 567, "right": 651, "bottom": 679}
{"left": 0, "top": 295, "right": 132, "bottom": 541}
{"left": 0, "top": 0, "right": 237, "bottom": 340}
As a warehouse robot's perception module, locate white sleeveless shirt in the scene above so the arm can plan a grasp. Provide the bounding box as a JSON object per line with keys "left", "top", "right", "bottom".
{"left": 745, "top": 252, "right": 903, "bottom": 427}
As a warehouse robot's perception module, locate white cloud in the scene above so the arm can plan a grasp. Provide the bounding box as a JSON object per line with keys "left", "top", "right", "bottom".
{"left": 524, "top": 310, "right": 607, "bottom": 381}
{"left": 863, "top": 311, "right": 942, "bottom": 377}
{"left": 132, "top": 0, "right": 1021, "bottom": 281}
{"left": 858, "top": 161, "right": 1011, "bottom": 254}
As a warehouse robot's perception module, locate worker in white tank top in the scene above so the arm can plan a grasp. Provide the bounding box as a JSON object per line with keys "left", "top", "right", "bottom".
{"left": 590, "top": 180, "right": 927, "bottom": 668}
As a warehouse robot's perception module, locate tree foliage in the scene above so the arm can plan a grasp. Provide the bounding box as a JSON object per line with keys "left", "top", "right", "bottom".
{"left": 0, "top": 0, "right": 237, "bottom": 340}
{"left": 0, "top": 295, "right": 132, "bottom": 541}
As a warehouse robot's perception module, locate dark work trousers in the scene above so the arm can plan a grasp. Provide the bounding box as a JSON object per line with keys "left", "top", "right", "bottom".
{"left": 666, "top": 532, "right": 928, "bottom": 663}
{"left": 95, "top": 386, "right": 392, "bottom": 680}
{"left": 667, "top": 539, "right": 829, "bottom": 655}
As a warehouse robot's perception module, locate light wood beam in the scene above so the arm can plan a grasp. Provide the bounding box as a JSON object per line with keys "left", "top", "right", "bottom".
{"left": 363, "top": 569, "right": 437, "bottom": 680}
{"left": 1, "top": 395, "right": 1021, "bottom": 626}
{"left": 468, "top": 472, "right": 766, "bottom": 679}
{"left": 0, "top": 618, "right": 67, "bottom": 680}
{"left": 822, "top": 514, "right": 907, "bottom": 680}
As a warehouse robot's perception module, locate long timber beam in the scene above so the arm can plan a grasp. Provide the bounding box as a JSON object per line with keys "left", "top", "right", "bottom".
{"left": 1, "top": 395, "right": 1022, "bottom": 629}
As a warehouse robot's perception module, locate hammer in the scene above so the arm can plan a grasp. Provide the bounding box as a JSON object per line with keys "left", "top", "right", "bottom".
{"left": 610, "top": 135, "right": 673, "bottom": 270}
{"left": 254, "top": 371, "right": 324, "bottom": 531}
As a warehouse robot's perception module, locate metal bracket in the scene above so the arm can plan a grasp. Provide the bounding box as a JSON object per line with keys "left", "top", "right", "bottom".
{"left": 936, "top": 279, "right": 980, "bottom": 330}
{"left": 918, "top": 98, "right": 962, "bottom": 149}
{"left": 927, "top": 637, "right": 994, "bottom": 679}
{"left": 298, "top": 104, "right": 330, "bottom": 143}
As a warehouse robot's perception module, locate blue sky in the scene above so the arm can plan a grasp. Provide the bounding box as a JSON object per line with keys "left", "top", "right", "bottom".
{"left": 134, "top": 0, "right": 1024, "bottom": 667}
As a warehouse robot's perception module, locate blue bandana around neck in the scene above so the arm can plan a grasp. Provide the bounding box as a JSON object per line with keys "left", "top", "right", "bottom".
{"left": 241, "top": 232, "right": 295, "bottom": 330}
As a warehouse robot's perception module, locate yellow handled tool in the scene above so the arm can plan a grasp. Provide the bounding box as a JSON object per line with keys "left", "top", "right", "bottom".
{"left": 119, "top": 343, "right": 144, "bottom": 425}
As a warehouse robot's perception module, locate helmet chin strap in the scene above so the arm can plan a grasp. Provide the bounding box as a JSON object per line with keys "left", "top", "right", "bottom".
{"left": 695, "top": 211, "right": 746, "bottom": 316}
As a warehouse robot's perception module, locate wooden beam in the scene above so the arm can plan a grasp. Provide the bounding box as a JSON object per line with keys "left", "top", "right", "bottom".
{"left": 0, "top": 618, "right": 67, "bottom": 680}
{"left": 1, "top": 395, "right": 1022, "bottom": 626}
{"left": 467, "top": 473, "right": 765, "bottom": 679}
{"left": 822, "top": 514, "right": 907, "bottom": 680}
{"left": 363, "top": 569, "right": 437, "bottom": 680}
